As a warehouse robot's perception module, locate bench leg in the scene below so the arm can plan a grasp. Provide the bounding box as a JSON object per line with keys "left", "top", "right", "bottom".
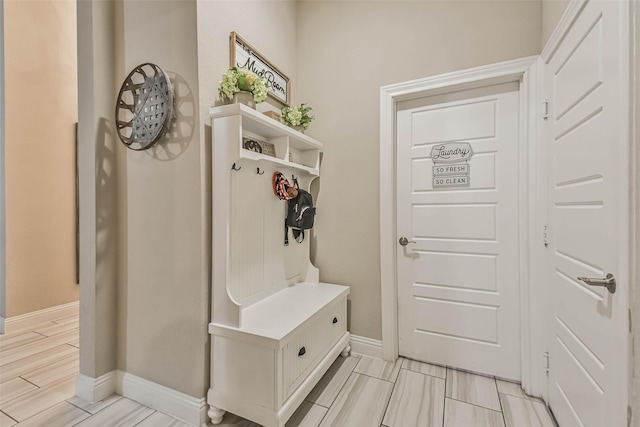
{"left": 208, "top": 406, "right": 225, "bottom": 425}
{"left": 341, "top": 344, "right": 351, "bottom": 357}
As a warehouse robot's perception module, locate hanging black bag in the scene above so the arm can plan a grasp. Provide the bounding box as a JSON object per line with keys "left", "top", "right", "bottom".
{"left": 285, "top": 189, "right": 316, "bottom": 245}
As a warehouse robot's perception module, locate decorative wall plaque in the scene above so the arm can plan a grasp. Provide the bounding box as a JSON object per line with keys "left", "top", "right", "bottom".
{"left": 431, "top": 142, "right": 473, "bottom": 188}
{"left": 115, "top": 63, "right": 174, "bottom": 151}
{"left": 230, "top": 32, "right": 291, "bottom": 105}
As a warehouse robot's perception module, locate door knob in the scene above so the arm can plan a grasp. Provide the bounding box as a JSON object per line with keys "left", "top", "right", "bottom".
{"left": 399, "top": 237, "right": 416, "bottom": 246}
{"left": 577, "top": 273, "right": 616, "bottom": 294}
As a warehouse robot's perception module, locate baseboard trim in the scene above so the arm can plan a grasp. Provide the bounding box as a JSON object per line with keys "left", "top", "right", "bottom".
{"left": 117, "top": 371, "right": 208, "bottom": 427}
{"left": 5, "top": 301, "right": 79, "bottom": 332}
{"left": 75, "top": 370, "right": 207, "bottom": 426}
{"left": 0, "top": 317, "right": 5, "bottom": 334}
{"left": 76, "top": 371, "right": 117, "bottom": 404}
{"left": 350, "top": 335, "right": 383, "bottom": 359}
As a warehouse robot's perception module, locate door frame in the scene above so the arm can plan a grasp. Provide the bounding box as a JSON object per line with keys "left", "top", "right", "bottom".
{"left": 0, "top": 0, "right": 5, "bottom": 334}
{"left": 379, "top": 55, "right": 548, "bottom": 397}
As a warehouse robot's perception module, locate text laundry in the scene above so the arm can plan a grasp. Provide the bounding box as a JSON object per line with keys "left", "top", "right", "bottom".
{"left": 432, "top": 146, "right": 471, "bottom": 160}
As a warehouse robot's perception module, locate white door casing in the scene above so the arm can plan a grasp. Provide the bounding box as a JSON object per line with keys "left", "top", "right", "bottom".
{"left": 0, "top": 0, "right": 5, "bottom": 334}
{"left": 380, "top": 56, "right": 542, "bottom": 395}
{"left": 396, "top": 83, "right": 522, "bottom": 380}
{"left": 542, "top": 0, "right": 630, "bottom": 425}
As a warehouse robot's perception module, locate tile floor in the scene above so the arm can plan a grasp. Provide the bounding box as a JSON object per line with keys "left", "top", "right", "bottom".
{"left": 0, "top": 308, "right": 558, "bottom": 427}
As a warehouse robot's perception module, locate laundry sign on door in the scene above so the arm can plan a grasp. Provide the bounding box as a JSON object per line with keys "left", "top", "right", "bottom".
{"left": 431, "top": 142, "right": 473, "bottom": 188}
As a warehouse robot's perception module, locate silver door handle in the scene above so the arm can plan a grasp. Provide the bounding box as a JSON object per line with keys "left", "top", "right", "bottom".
{"left": 399, "top": 237, "right": 416, "bottom": 246}
{"left": 577, "top": 273, "right": 616, "bottom": 294}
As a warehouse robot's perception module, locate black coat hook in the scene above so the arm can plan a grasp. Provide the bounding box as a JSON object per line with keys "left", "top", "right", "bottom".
{"left": 231, "top": 163, "right": 241, "bottom": 171}
{"left": 256, "top": 167, "right": 264, "bottom": 175}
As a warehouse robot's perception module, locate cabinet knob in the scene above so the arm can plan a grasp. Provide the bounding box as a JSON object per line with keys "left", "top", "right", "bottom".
{"left": 298, "top": 347, "right": 306, "bottom": 357}
{"left": 332, "top": 317, "right": 338, "bottom": 324}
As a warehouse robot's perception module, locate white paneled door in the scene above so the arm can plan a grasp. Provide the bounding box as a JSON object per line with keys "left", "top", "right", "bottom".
{"left": 396, "top": 83, "right": 521, "bottom": 380}
{"left": 544, "top": 1, "right": 629, "bottom": 426}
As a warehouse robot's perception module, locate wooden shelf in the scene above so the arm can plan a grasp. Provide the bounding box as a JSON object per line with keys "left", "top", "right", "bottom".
{"left": 210, "top": 104, "right": 322, "bottom": 176}
{"left": 239, "top": 150, "right": 319, "bottom": 175}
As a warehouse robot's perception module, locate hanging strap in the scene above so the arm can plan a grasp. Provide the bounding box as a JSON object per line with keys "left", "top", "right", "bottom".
{"left": 284, "top": 219, "right": 289, "bottom": 246}
{"left": 284, "top": 220, "right": 305, "bottom": 245}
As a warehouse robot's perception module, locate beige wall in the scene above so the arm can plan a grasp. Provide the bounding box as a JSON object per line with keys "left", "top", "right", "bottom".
{"left": 4, "top": 0, "right": 78, "bottom": 317}
{"left": 541, "top": 0, "right": 570, "bottom": 46}
{"left": 197, "top": 1, "right": 298, "bottom": 112}
{"left": 297, "top": 1, "right": 541, "bottom": 340}
{"left": 116, "top": 0, "right": 206, "bottom": 397}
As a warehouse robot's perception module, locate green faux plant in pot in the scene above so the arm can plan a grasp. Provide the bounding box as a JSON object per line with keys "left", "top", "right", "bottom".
{"left": 218, "top": 67, "right": 268, "bottom": 104}
{"left": 281, "top": 104, "right": 314, "bottom": 132}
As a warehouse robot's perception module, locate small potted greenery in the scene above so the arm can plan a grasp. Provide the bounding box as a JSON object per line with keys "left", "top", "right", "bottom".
{"left": 218, "top": 67, "right": 268, "bottom": 108}
{"left": 280, "top": 104, "right": 314, "bottom": 132}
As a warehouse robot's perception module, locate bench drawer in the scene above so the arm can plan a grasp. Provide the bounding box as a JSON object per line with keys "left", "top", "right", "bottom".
{"left": 283, "top": 297, "right": 347, "bottom": 399}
